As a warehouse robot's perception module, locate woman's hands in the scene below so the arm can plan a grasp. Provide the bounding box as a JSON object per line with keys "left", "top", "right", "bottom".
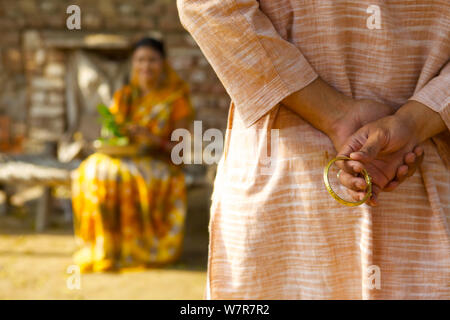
{"left": 127, "top": 124, "right": 181, "bottom": 154}
{"left": 127, "top": 124, "right": 156, "bottom": 141}
{"left": 126, "top": 124, "right": 168, "bottom": 150}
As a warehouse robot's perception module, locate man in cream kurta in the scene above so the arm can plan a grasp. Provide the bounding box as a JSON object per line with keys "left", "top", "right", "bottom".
{"left": 177, "top": 0, "right": 450, "bottom": 299}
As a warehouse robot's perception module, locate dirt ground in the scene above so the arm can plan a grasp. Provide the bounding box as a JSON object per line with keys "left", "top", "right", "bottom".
{"left": 0, "top": 186, "right": 211, "bottom": 300}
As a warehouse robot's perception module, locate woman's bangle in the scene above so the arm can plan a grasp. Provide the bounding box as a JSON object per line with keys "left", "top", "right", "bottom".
{"left": 323, "top": 156, "right": 372, "bottom": 207}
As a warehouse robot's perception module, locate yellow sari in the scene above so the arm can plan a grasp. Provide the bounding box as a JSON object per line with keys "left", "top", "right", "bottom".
{"left": 71, "top": 61, "right": 194, "bottom": 272}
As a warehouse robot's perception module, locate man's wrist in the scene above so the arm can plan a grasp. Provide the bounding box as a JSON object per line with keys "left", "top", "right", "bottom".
{"left": 395, "top": 100, "right": 446, "bottom": 142}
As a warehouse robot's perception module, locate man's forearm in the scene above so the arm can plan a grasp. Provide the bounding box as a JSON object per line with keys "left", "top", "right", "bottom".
{"left": 281, "top": 77, "right": 351, "bottom": 138}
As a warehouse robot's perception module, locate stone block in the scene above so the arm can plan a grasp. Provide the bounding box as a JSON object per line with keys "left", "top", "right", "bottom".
{"left": 159, "top": 16, "right": 184, "bottom": 32}
{"left": 44, "top": 63, "right": 66, "bottom": 78}
{"left": 31, "top": 91, "right": 47, "bottom": 104}
{"left": 47, "top": 50, "right": 65, "bottom": 63}
{"left": 119, "top": 3, "right": 136, "bottom": 15}
{"left": 83, "top": 12, "right": 104, "bottom": 30}
{"left": 98, "top": 0, "right": 117, "bottom": 18}
{"left": 3, "top": 48, "right": 23, "bottom": 72}
{"left": 118, "top": 16, "right": 140, "bottom": 29}
{"left": 142, "top": 3, "right": 165, "bottom": 16}
{"left": 46, "top": 15, "right": 66, "bottom": 29}
{"left": 18, "top": 0, "right": 39, "bottom": 15}
{"left": 23, "top": 30, "right": 42, "bottom": 50}
{"left": 190, "top": 70, "right": 207, "bottom": 83}
{"left": 39, "top": 0, "right": 58, "bottom": 13}
{"left": 191, "top": 95, "right": 208, "bottom": 109}
{"left": 0, "top": 18, "right": 18, "bottom": 30}
{"left": 170, "top": 55, "right": 194, "bottom": 70}
{"left": 30, "top": 104, "right": 65, "bottom": 118}
{"left": 35, "top": 49, "right": 46, "bottom": 66}
{"left": 28, "top": 126, "right": 64, "bottom": 141}
{"left": 31, "top": 77, "right": 65, "bottom": 90}
{"left": 139, "top": 18, "right": 156, "bottom": 29}
{"left": 1, "top": 31, "right": 20, "bottom": 46}
{"left": 48, "top": 92, "right": 64, "bottom": 105}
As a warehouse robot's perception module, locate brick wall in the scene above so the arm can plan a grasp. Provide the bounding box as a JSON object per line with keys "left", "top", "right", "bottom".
{"left": 0, "top": 0, "right": 230, "bottom": 152}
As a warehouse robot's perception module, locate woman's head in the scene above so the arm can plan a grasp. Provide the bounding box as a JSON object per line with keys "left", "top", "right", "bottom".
{"left": 131, "top": 37, "right": 166, "bottom": 88}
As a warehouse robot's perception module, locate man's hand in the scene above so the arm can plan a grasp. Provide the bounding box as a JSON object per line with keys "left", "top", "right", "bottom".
{"left": 336, "top": 101, "right": 445, "bottom": 206}
{"left": 282, "top": 78, "right": 423, "bottom": 193}
{"left": 329, "top": 99, "right": 394, "bottom": 151}
{"left": 336, "top": 115, "right": 423, "bottom": 205}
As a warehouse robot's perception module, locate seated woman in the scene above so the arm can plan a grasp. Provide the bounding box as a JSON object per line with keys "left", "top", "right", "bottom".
{"left": 71, "top": 37, "right": 194, "bottom": 272}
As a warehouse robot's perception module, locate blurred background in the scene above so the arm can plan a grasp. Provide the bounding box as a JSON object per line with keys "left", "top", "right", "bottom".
{"left": 0, "top": 0, "right": 230, "bottom": 299}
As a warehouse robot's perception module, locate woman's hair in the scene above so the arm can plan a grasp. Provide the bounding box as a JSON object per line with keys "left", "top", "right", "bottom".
{"left": 132, "top": 37, "right": 166, "bottom": 59}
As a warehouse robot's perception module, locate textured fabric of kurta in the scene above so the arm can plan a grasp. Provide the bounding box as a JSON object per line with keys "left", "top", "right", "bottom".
{"left": 177, "top": 0, "right": 450, "bottom": 299}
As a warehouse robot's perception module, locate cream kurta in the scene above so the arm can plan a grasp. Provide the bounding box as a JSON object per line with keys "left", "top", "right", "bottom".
{"left": 177, "top": 0, "right": 450, "bottom": 299}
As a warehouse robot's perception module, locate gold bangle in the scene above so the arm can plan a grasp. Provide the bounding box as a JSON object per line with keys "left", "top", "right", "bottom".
{"left": 323, "top": 156, "right": 372, "bottom": 207}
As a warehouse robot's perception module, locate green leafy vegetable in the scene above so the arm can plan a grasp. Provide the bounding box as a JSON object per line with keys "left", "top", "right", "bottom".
{"left": 96, "top": 104, "right": 129, "bottom": 146}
